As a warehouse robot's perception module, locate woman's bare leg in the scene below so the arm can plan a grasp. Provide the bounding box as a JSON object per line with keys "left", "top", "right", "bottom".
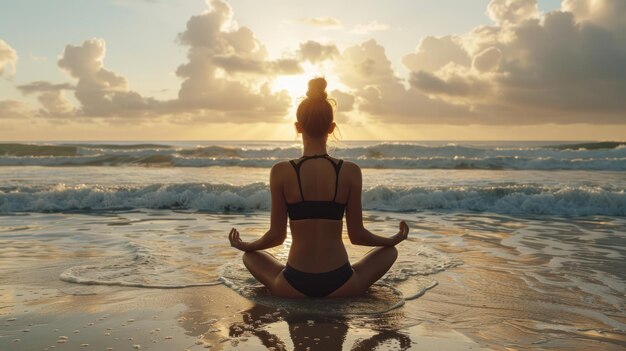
{"left": 328, "top": 246, "right": 398, "bottom": 298}
{"left": 242, "top": 251, "right": 305, "bottom": 298}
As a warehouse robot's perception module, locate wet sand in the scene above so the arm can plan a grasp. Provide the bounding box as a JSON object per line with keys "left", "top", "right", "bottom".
{"left": 1, "top": 211, "right": 625, "bottom": 350}
{"left": 1, "top": 266, "right": 623, "bottom": 350}
{"left": 0, "top": 282, "right": 490, "bottom": 351}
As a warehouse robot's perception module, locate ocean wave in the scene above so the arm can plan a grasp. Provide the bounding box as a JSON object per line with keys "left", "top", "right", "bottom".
{"left": 547, "top": 142, "right": 626, "bottom": 150}
{"left": 2, "top": 183, "right": 624, "bottom": 216}
{"left": 0, "top": 143, "right": 79, "bottom": 157}
{"left": 2, "top": 142, "right": 625, "bottom": 170}
{"left": 1, "top": 154, "right": 625, "bottom": 170}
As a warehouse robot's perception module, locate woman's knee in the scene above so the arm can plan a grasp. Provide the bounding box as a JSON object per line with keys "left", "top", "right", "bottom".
{"left": 388, "top": 246, "right": 398, "bottom": 260}
{"left": 379, "top": 246, "right": 398, "bottom": 262}
{"left": 242, "top": 251, "right": 256, "bottom": 267}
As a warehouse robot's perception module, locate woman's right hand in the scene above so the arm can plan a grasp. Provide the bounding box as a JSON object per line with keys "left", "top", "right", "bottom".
{"left": 392, "top": 221, "right": 409, "bottom": 245}
{"left": 228, "top": 227, "right": 250, "bottom": 252}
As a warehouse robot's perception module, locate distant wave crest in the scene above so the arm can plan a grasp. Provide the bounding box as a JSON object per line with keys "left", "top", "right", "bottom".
{"left": 1, "top": 142, "right": 625, "bottom": 170}
{"left": 2, "top": 183, "right": 624, "bottom": 216}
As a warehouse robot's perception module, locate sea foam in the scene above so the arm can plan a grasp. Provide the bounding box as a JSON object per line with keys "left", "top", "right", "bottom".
{"left": 2, "top": 182, "right": 624, "bottom": 215}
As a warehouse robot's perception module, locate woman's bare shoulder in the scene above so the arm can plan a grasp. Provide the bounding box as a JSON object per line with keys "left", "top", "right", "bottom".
{"left": 270, "top": 161, "right": 293, "bottom": 179}
{"left": 341, "top": 160, "right": 360, "bottom": 170}
{"left": 272, "top": 161, "right": 292, "bottom": 170}
{"left": 341, "top": 160, "right": 361, "bottom": 177}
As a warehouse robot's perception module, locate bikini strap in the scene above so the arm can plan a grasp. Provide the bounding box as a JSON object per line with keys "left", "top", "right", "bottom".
{"left": 290, "top": 155, "right": 343, "bottom": 202}
{"left": 333, "top": 159, "right": 344, "bottom": 201}
{"left": 289, "top": 160, "right": 305, "bottom": 201}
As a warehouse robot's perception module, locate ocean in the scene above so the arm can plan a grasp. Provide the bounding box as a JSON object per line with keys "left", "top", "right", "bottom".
{"left": 1, "top": 140, "right": 625, "bottom": 349}
{"left": 1, "top": 140, "right": 625, "bottom": 214}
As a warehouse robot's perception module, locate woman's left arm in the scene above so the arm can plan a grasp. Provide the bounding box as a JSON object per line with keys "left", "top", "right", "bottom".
{"left": 229, "top": 163, "right": 288, "bottom": 252}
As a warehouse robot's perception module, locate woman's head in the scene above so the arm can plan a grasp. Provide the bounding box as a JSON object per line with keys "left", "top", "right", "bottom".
{"left": 295, "top": 77, "right": 336, "bottom": 139}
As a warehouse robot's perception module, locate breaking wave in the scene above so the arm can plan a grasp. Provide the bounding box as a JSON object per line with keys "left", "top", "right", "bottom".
{"left": 2, "top": 182, "right": 624, "bottom": 216}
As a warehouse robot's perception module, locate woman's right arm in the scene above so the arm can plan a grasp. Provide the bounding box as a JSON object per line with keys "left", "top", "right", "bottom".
{"left": 345, "top": 162, "right": 409, "bottom": 246}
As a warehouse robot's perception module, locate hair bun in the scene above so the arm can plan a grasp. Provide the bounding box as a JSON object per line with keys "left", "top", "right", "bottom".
{"left": 306, "top": 77, "right": 328, "bottom": 100}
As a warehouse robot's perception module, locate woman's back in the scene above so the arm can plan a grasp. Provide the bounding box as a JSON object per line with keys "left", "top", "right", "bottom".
{"left": 280, "top": 155, "right": 355, "bottom": 273}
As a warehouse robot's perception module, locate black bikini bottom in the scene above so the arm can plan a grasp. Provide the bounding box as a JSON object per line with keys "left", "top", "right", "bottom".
{"left": 283, "top": 262, "right": 353, "bottom": 297}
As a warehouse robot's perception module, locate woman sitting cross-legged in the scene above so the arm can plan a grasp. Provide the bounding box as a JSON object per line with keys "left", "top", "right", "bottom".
{"left": 228, "top": 77, "right": 409, "bottom": 298}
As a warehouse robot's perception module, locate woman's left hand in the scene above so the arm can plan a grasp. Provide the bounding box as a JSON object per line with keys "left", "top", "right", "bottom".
{"left": 228, "top": 227, "right": 250, "bottom": 251}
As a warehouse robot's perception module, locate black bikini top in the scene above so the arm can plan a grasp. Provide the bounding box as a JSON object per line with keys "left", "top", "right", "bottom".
{"left": 286, "top": 154, "right": 346, "bottom": 221}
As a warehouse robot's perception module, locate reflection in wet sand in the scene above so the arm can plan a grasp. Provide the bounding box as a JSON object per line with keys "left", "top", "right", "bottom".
{"left": 228, "top": 304, "right": 412, "bottom": 351}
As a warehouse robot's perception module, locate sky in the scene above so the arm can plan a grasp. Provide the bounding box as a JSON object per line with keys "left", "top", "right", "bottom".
{"left": 0, "top": 0, "right": 625, "bottom": 141}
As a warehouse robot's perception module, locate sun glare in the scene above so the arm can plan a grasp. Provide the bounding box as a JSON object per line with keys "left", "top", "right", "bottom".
{"left": 271, "top": 62, "right": 346, "bottom": 120}
{"left": 272, "top": 63, "right": 319, "bottom": 101}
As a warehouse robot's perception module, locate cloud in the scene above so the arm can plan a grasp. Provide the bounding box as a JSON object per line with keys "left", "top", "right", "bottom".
{"left": 0, "top": 100, "right": 34, "bottom": 119}
{"left": 487, "top": 0, "right": 538, "bottom": 25}
{"left": 562, "top": 0, "right": 626, "bottom": 35}
{"left": 12, "top": 38, "right": 159, "bottom": 120}
{"left": 329, "top": 90, "right": 355, "bottom": 113}
{"left": 402, "top": 36, "right": 471, "bottom": 73}
{"left": 6, "top": 0, "right": 626, "bottom": 128}
{"left": 492, "top": 10, "right": 626, "bottom": 119}
{"left": 57, "top": 38, "right": 159, "bottom": 118}
{"left": 15, "top": 0, "right": 294, "bottom": 122}
{"left": 335, "top": 39, "right": 399, "bottom": 89}
{"left": 335, "top": 39, "right": 475, "bottom": 124}
{"left": 410, "top": 67, "right": 492, "bottom": 98}
{"left": 562, "top": 0, "right": 626, "bottom": 45}
{"left": 472, "top": 46, "right": 502, "bottom": 72}
{"left": 297, "top": 17, "right": 342, "bottom": 29}
{"left": 210, "top": 55, "right": 302, "bottom": 75}
{"left": 298, "top": 41, "right": 339, "bottom": 63}
{"left": 17, "top": 81, "right": 76, "bottom": 118}
{"left": 171, "top": 0, "right": 292, "bottom": 120}
{"left": 394, "top": 0, "right": 626, "bottom": 124}
{"left": 17, "top": 81, "right": 74, "bottom": 94}
{"left": 351, "top": 20, "right": 389, "bottom": 34}
{"left": 0, "top": 39, "right": 17, "bottom": 78}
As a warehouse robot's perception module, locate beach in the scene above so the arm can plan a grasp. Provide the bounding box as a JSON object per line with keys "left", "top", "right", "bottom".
{"left": 1, "top": 141, "right": 625, "bottom": 350}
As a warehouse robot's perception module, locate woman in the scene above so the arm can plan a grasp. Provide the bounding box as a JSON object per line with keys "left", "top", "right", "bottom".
{"left": 228, "top": 77, "right": 409, "bottom": 298}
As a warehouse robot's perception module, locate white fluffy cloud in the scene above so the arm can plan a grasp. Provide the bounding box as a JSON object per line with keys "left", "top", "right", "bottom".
{"left": 563, "top": 0, "right": 626, "bottom": 38}
{"left": 397, "top": 0, "right": 626, "bottom": 124}
{"left": 57, "top": 38, "right": 158, "bottom": 118}
{"left": 13, "top": 0, "right": 295, "bottom": 122}
{"left": 297, "top": 16, "right": 342, "bottom": 29}
{"left": 487, "top": 0, "right": 538, "bottom": 25}
{"left": 171, "top": 0, "right": 292, "bottom": 121}
{"left": 0, "top": 39, "right": 17, "bottom": 78}
{"left": 335, "top": 39, "right": 475, "bottom": 123}
{"left": 0, "top": 40, "right": 28, "bottom": 121}
{"left": 402, "top": 36, "right": 471, "bottom": 73}
{"left": 5, "top": 0, "right": 626, "bottom": 127}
